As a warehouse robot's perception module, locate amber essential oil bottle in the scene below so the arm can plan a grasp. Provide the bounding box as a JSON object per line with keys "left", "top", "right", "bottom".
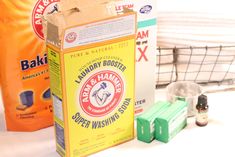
{"left": 196, "top": 94, "right": 209, "bottom": 126}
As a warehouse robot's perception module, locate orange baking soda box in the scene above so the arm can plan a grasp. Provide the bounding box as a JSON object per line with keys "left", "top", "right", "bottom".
{"left": 45, "top": 1, "right": 136, "bottom": 156}
{"left": 0, "top": 0, "right": 58, "bottom": 131}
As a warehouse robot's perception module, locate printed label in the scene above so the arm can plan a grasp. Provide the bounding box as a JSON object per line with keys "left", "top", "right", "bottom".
{"left": 136, "top": 29, "right": 149, "bottom": 62}
{"left": 63, "top": 14, "right": 135, "bottom": 49}
{"left": 48, "top": 49, "right": 64, "bottom": 129}
{"left": 79, "top": 70, "right": 124, "bottom": 117}
{"left": 196, "top": 112, "right": 208, "bottom": 124}
{"left": 48, "top": 50, "right": 62, "bottom": 99}
{"left": 60, "top": 39, "right": 135, "bottom": 155}
{"left": 114, "top": 0, "right": 157, "bottom": 115}
{"left": 169, "top": 108, "right": 187, "bottom": 136}
{"left": 115, "top": 3, "right": 134, "bottom": 14}
{"left": 65, "top": 32, "right": 77, "bottom": 43}
{"left": 55, "top": 122, "right": 65, "bottom": 150}
{"left": 32, "top": 0, "right": 60, "bottom": 40}
{"left": 20, "top": 54, "right": 48, "bottom": 71}
{"left": 139, "top": 5, "right": 152, "bottom": 14}
{"left": 53, "top": 95, "right": 64, "bottom": 122}
{"left": 114, "top": 0, "right": 157, "bottom": 22}
{"left": 135, "top": 24, "right": 156, "bottom": 115}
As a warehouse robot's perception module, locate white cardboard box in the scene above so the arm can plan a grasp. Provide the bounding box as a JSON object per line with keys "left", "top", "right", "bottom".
{"left": 115, "top": 0, "right": 157, "bottom": 115}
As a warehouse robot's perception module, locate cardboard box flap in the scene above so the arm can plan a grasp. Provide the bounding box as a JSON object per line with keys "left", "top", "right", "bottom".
{"left": 46, "top": 22, "right": 61, "bottom": 47}
{"left": 59, "top": 0, "right": 115, "bottom": 11}
{"left": 45, "top": 2, "right": 118, "bottom": 49}
{"left": 59, "top": 0, "right": 79, "bottom": 11}
{"left": 45, "top": 2, "right": 136, "bottom": 50}
{"left": 47, "top": 1, "right": 117, "bottom": 27}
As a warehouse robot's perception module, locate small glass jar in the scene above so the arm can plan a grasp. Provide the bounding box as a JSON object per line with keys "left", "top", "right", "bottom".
{"left": 196, "top": 94, "right": 209, "bottom": 126}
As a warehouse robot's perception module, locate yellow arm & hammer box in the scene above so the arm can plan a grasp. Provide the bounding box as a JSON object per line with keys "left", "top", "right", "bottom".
{"left": 45, "top": 3, "right": 136, "bottom": 157}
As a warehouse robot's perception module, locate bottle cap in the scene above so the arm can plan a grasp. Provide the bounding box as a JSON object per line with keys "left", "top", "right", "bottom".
{"left": 197, "top": 94, "right": 207, "bottom": 105}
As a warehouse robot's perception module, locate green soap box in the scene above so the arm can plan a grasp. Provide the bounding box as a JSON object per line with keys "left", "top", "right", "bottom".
{"left": 155, "top": 100, "right": 188, "bottom": 143}
{"left": 137, "top": 101, "right": 171, "bottom": 143}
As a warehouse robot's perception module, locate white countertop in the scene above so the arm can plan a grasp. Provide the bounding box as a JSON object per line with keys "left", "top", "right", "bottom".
{"left": 1, "top": 89, "right": 235, "bottom": 157}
